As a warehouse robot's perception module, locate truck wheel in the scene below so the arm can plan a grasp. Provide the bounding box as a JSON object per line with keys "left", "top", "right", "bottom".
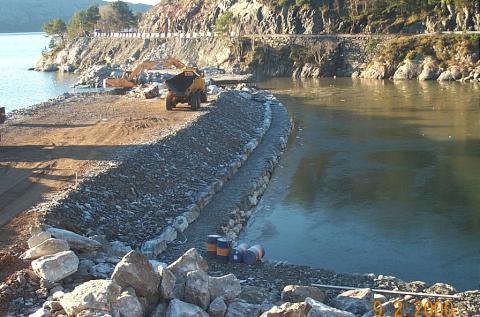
{"left": 191, "top": 92, "right": 200, "bottom": 111}
{"left": 200, "top": 90, "right": 207, "bottom": 102}
{"left": 166, "top": 94, "right": 174, "bottom": 110}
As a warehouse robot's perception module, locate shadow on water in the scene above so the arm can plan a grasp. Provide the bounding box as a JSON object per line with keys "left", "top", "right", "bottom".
{"left": 241, "top": 78, "right": 480, "bottom": 290}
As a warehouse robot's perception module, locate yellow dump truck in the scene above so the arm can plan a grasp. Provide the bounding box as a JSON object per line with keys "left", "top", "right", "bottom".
{"left": 164, "top": 67, "right": 207, "bottom": 111}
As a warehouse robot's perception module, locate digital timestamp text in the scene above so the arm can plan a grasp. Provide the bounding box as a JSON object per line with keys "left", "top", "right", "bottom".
{"left": 373, "top": 299, "right": 455, "bottom": 317}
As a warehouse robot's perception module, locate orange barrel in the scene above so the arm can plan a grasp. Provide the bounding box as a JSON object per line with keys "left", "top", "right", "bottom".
{"left": 216, "top": 238, "right": 231, "bottom": 263}
{"left": 0, "top": 107, "right": 5, "bottom": 124}
{"left": 206, "top": 235, "right": 221, "bottom": 258}
{"left": 243, "top": 245, "right": 265, "bottom": 265}
{"left": 229, "top": 243, "right": 249, "bottom": 263}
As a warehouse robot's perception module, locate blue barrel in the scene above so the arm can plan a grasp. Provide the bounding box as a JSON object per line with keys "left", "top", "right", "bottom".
{"left": 243, "top": 245, "right": 265, "bottom": 265}
{"left": 216, "top": 238, "right": 231, "bottom": 263}
{"left": 229, "top": 243, "right": 249, "bottom": 263}
{"left": 206, "top": 235, "right": 222, "bottom": 258}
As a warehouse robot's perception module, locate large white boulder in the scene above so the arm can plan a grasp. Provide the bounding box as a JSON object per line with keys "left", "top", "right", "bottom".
{"left": 167, "top": 248, "right": 208, "bottom": 282}
{"left": 31, "top": 251, "right": 79, "bottom": 283}
{"left": 208, "top": 274, "right": 241, "bottom": 301}
{"left": 185, "top": 270, "right": 210, "bottom": 310}
{"left": 159, "top": 266, "right": 176, "bottom": 300}
{"left": 281, "top": 285, "right": 325, "bottom": 303}
{"left": 332, "top": 288, "right": 373, "bottom": 315}
{"left": 305, "top": 297, "right": 355, "bottom": 317}
{"left": 111, "top": 251, "right": 160, "bottom": 299}
{"left": 261, "top": 302, "right": 309, "bottom": 317}
{"left": 21, "top": 238, "right": 70, "bottom": 260}
{"left": 112, "top": 291, "right": 144, "bottom": 317}
{"left": 27, "top": 231, "right": 52, "bottom": 248}
{"left": 46, "top": 227, "right": 101, "bottom": 252}
{"left": 166, "top": 299, "right": 209, "bottom": 317}
{"left": 60, "top": 279, "right": 122, "bottom": 316}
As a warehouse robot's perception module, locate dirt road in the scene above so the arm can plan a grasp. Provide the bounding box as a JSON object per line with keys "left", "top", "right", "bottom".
{"left": 0, "top": 94, "right": 200, "bottom": 257}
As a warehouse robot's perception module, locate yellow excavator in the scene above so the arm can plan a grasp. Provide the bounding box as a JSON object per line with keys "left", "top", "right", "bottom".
{"left": 104, "top": 61, "right": 159, "bottom": 88}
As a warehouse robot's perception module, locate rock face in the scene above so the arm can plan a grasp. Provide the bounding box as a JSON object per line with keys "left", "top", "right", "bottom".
{"left": 418, "top": 58, "right": 441, "bottom": 80}
{"left": 60, "top": 279, "right": 122, "bottom": 316}
{"left": 167, "top": 248, "right": 208, "bottom": 282}
{"left": 185, "top": 270, "right": 210, "bottom": 310}
{"left": 166, "top": 299, "right": 209, "bottom": 317}
{"left": 46, "top": 227, "right": 101, "bottom": 252}
{"left": 208, "top": 274, "right": 242, "bottom": 301}
{"left": 332, "top": 288, "right": 373, "bottom": 315}
{"left": 361, "top": 61, "right": 391, "bottom": 80}
{"left": 31, "top": 251, "right": 79, "bottom": 283}
{"left": 111, "top": 251, "right": 161, "bottom": 299}
{"left": 281, "top": 285, "right": 325, "bottom": 303}
{"left": 21, "top": 238, "right": 70, "bottom": 260}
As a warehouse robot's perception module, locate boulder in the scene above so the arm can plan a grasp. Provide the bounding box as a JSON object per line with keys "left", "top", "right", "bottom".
{"left": 425, "top": 283, "right": 457, "bottom": 295}
{"left": 332, "top": 288, "right": 373, "bottom": 315}
{"left": 225, "top": 300, "right": 264, "bottom": 317}
{"left": 111, "top": 251, "right": 161, "bottom": 299}
{"left": 361, "top": 61, "right": 390, "bottom": 80}
{"left": 29, "top": 308, "right": 52, "bottom": 317}
{"left": 141, "top": 227, "right": 177, "bottom": 258}
{"left": 393, "top": 60, "right": 421, "bottom": 80}
{"left": 32, "top": 251, "right": 79, "bottom": 283}
{"left": 108, "top": 241, "right": 133, "bottom": 257}
{"left": 28, "top": 231, "right": 52, "bottom": 248}
{"left": 305, "top": 297, "right": 355, "bottom": 317}
{"left": 159, "top": 267, "right": 176, "bottom": 300}
{"left": 208, "top": 274, "right": 242, "bottom": 301}
{"left": 46, "top": 227, "right": 101, "bottom": 252}
{"left": 173, "top": 216, "right": 189, "bottom": 233}
{"left": 43, "top": 63, "right": 59, "bottom": 72}
{"left": 167, "top": 248, "right": 208, "bottom": 282}
{"left": 260, "top": 302, "right": 309, "bottom": 317}
{"left": 166, "top": 299, "right": 209, "bottom": 317}
{"left": 151, "top": 302, "right": 168, "bottom": 317}
{"left": 437, "top": 70, "right": 455, "bottom": 81}
{"left": 112, "top": 291, "right": 144, "bottom": 317}
{"left": 185, "top": 270, "right": 210, "bottom": 310}
{"left": 208, "top": 297, "right": 227, "bottom": 317}
{"left": 21, "top": 238, "right": 70, "bottom": 260}
{"left": 281, "top": 285, "right": 325, "bottom": 303}
{"left": 60, "top": 279, "right": 122, "bottom": 316}
{"left": 418, "top": 59, "right": 441, "bottom": 80}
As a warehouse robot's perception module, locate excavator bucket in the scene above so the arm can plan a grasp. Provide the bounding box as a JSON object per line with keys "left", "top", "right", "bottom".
{"left": 104, "top": 78, "right": 136, "bottom": 88}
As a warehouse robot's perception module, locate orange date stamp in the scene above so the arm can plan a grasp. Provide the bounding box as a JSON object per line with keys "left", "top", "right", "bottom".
{"left": 373, "top": 299, "right": 455, "bottom": 317}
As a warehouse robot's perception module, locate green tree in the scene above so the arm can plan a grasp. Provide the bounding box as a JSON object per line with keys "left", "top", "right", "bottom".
{"left": 42, "top": 18, "right": 67, "bottom": 40}
{"left": 215, "top": 12, "right": 235, "bottom": 34}
{"left": 85, "top": 4, "right": 101, "bottom": 30}
{"left": 99, "top": 1, "right": 136, "bottom": 31}
{"left": 67, "top": 10, "right": 88, "bottom": 37}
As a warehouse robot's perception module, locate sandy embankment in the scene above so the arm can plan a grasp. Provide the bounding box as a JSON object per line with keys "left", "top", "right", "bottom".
{"left": 0, "top": 94, "right": 201, "bottom": 260}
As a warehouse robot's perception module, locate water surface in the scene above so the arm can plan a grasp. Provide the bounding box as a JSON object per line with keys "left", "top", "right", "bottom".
{"left": 0, "top": 33, "right": 77, "bottom": 113}
{"left": 241, "top": 78, "right": 480, "bottom": 290}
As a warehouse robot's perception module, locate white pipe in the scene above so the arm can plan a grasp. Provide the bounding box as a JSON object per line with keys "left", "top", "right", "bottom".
{"left": 310, "top": 284, "right": 461, "bottom": 299}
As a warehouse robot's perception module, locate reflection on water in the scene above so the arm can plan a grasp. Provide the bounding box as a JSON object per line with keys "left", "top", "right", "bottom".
{"left": 241, "top": 78, "right": 480, "bottom": 290}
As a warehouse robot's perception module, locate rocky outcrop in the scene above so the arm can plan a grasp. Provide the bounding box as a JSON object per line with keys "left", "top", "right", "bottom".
{"left": 281, "top": 285, "right": 325, "bottom": 303}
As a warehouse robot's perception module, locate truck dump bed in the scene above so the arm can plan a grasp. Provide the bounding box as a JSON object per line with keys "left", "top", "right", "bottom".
{"left": 165, "top": 70, "right": 199, "bottom": 97}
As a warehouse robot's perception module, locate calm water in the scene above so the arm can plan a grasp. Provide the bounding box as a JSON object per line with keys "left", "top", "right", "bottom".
{"left": 0, "top": 33, "right": 77, "bottom": 113}
{"left": 242, "top": 78, "right": 480, "bottom": 290}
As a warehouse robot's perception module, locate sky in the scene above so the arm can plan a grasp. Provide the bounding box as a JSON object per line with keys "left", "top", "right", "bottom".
{"left": 105, "top": 0, "right": 161, "bottom": 4}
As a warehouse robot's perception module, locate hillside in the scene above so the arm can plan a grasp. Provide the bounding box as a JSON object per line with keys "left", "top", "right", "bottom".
{"left": 0, "top": 0, "right": 151, "bottom": 33}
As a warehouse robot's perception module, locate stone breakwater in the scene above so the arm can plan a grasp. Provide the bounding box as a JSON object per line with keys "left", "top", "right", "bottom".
{"left": 41, "top": 89, "right": 271, "bottom": 250}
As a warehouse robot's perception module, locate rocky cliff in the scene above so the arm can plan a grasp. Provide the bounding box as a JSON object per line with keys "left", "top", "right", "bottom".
{"left": 36, "top": 0, "right": 480, "bottom": 82}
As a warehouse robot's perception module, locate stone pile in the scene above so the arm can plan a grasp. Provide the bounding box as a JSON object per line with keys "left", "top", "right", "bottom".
{"left": 16, "top": 243, "right": 394, "bottom": 317}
